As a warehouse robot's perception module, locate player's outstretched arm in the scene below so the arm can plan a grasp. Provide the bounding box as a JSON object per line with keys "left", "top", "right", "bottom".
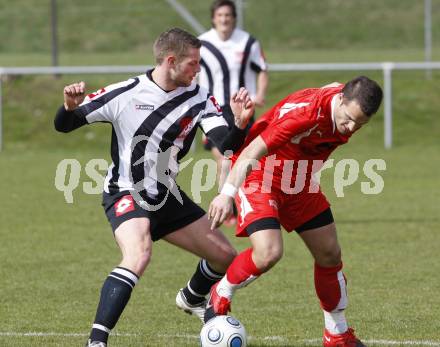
{"left": 208, "top": 135, "right": 268, "bottom": 230}
{"left": 230, "top": 87, "right": 255, "bottom": 129}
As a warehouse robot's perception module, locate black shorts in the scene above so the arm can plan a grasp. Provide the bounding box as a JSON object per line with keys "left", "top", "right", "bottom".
{"left": 245, "top": 208, "right": 334, "bottom": 236}
{"left": 102, "top": 189, "right": 206, "bottom": 241}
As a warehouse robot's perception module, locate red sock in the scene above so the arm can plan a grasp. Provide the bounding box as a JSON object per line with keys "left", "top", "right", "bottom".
{"left": 226, "top": 248, "right": 261, "bottom": 286}
{"left": 314, "top": 262, "right": 347, "bottom": 312}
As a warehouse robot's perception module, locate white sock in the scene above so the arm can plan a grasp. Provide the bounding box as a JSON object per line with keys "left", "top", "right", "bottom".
{"left": 216, "top": 277, "right": 236, "bottom": 300}
{"left": 324, "top": 310, "right": 348, "bottom": 334}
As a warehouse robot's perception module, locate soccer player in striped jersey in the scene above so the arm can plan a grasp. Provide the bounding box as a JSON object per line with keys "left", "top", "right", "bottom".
{"left": 198, "top": 0, "right": 269, "bottom": 225}
{"left": 206, "top": 76, "right": 383, "bottom": 347}
{"left": 199, "top": 0, "right": 268, "bottom": 110}
{"left": 54, "top": 28, "right": 254, "bottom": 347}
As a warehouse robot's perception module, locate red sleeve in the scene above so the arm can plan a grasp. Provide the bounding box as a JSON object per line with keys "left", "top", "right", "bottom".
{"left": 259, "top": 107, "right": 316, "bottom": 154}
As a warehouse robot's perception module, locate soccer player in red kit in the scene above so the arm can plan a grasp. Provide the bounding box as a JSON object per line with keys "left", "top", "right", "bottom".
{"left": 207, "top": 76, "right": 383, "bottom": 347}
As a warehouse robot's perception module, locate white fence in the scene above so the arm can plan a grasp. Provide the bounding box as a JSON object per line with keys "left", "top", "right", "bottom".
{"left": 1, "top": 62, "right": 440, "bottom": 151}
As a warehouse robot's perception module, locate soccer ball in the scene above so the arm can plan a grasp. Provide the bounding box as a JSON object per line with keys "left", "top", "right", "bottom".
{"left": 200, "top": 315, "right": 247, "bottom": 347}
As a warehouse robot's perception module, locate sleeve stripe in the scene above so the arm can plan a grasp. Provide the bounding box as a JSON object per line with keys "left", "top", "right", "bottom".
{"left": 201, "top": 112, "right": 221, "bottom": 119}
{"left": 200, "top": 116, "right": 228, "bottom": 133}
{"left": 250, "top": 61, "right": 263, "bottom": 73}
{"left": 74, "top": 77, "right": 140, "bottom": 118}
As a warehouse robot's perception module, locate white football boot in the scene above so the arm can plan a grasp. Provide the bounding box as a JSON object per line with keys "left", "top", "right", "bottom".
{"left": 175, "top": 288, "right": 207, "bottom": 323}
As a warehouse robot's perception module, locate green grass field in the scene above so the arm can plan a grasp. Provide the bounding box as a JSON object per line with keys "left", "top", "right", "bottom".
{"left": 0, "top": 70, "right": 439, "bottom": 347}
{"left": 0, "top": 145, "right": 439, "bottom": 347}
{"left": 1, "top": 1, "right": 440, "bottom": 346}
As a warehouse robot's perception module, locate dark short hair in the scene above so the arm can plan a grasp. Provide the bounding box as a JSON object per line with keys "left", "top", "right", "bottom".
{"left": 342, "top": 76, "right": 383, "bottom": 116}
{"left": 153, "top": 28, "right": 201, "bottom": 64}
{"left": 210, "top": 0, "right": 237, "bottom": 19}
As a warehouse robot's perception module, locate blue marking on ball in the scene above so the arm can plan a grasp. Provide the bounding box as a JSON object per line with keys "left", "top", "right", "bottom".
{"left": 230, "top": 336, "right": 243, "bottom": 347}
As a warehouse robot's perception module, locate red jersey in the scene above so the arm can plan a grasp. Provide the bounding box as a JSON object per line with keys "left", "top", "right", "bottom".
{"left": 235, "top": 85, "right": 352, "bottom": 193}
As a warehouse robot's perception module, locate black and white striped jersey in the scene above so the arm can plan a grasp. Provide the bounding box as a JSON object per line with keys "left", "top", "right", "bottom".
{"left": 66, "top": 70, "right": 229, "bottom": 200}
{"left": 198, "top": 28, "right": 267, "bottom": 106}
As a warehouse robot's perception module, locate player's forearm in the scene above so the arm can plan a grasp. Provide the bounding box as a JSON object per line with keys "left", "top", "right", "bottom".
{"left": 54, "top": 105, "right": 87, "bottom": 133}
{"left": 256, "top": 71, "right": 269, "bottom": 103}
{"left": 206, "top": 125, "right": 247, "bottom": 155}
{"left": 221, "top": 136, "right": 268, "bottom": 195}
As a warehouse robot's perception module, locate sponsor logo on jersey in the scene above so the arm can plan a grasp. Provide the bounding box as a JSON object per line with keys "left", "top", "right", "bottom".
{"left": 209, "top": 95, "right": 222, "bottom": 113}
{"left": 115, "top": 195, "right": 135, "bottom": 217}
{"left": 135, "top": 104, "right": 155, "bottom": 110}
{"left": 177, "top": 117, "right": 195, "bottom": 139}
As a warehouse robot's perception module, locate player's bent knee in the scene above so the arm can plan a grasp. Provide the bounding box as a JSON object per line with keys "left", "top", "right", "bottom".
{"left": 253, "top": 246, "right": 283, "bottom": 272}
{"left": 207, "top": 247, "right": 237, "bottom": 272}
{"left": 219, "top": 249, "right": 237, "bottom": 269}
{"left": 207, "top": 231, "right": 237, "bottom": 265}
{"left": 216, "top": 239, "right": 237, "bottom": 258}
{"left": 226, "top": 247, "right": 238, "bottom": 262}
{"left": 316, "top": 247, "right": 341, "bottom": 267}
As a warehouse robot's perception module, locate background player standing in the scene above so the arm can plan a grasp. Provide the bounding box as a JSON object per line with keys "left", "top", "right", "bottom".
{"left": 199, "top": 0, "right": 269, "bottom": 225}
{"left": 207, "top": 76, "right": 383, "bottom": 347}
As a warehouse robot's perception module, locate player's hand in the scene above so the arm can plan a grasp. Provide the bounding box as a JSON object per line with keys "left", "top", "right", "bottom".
{"left": 208, "top": 194, "right": 234, "bottom": 230}
{"left": 63, "top": 81, "right": 86, "bottom": 111}
{"left": 230, "top": 87, "right": 255, "bottom": 129}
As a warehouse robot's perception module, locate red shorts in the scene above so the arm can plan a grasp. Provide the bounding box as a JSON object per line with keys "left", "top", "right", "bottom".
{"left": 235, "top": 182, "right": 330, "bottom": 237}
